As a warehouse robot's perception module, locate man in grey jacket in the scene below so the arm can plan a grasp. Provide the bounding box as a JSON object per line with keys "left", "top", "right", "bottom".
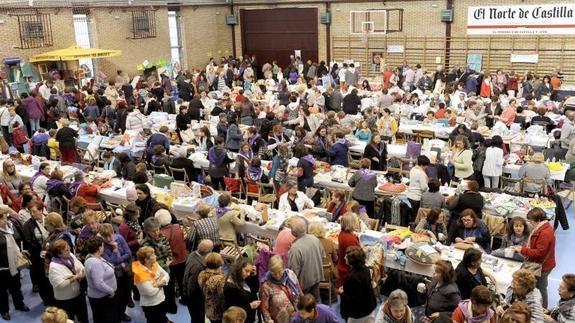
{"left": 330, "top": 85, "right": 343, "bottom": 112}
{"left": 182, "top": 239, "right": 213, "bottom": 323}
{"left": 288, "top": 218, "right": 325, "bottom": 302}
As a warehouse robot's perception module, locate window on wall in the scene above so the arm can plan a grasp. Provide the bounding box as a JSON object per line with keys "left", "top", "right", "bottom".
{"left": 73, "top": 13, "right": 94, "bottom": 80}
{"left": 130, "top": 9, "right": 156, "bottom": 39}
{"left": 16, "top": 13, "right": 53, "bottom": 49}
{"left": 168, "top": 11, "right": 182, "bottom": 67}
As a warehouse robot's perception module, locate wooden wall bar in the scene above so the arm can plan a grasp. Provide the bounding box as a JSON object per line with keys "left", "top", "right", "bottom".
{"left": 332, "top": 35, "right": 575, "bottom": 83}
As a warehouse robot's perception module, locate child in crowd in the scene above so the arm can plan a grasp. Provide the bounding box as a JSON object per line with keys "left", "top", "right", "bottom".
{"left": 31, "top": 128, "right": 50, "bottom": 145}
{"left": 492, "top": 216, "right": 529, "bottom": 261}
{"left": 354, "top": 121, "right": 372, "bottom": 142}
{"left": 47, "top": 129, "right": 59, "bottom": 160}
{"left": 151, "top": 144, "right": 170, "bottom": 172}
{"left": 11, "top": 121, "right": 29, "bottom": 153}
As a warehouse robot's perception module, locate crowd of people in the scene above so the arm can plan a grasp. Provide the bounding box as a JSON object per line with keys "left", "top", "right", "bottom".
{"left": 0, "top": 53, "right": 573, "bottom": 323}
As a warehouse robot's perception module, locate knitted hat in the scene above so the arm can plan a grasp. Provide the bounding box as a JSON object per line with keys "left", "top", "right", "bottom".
{"left": 154, "top": 209, "right": 172, "bottom": 227}
{"left": 126, "top": 186, "right": 138, "bottom": 202}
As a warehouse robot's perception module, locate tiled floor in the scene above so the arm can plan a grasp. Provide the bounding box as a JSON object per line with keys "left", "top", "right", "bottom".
{"left": 5, "top": 207, "right": 574, "bottom": 322}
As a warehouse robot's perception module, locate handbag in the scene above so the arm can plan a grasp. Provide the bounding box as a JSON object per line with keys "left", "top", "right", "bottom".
{"left": 224, "top": 177, "right": 241, "bottom": 192}
{"left": 520, "top": 229, "right": 551, "bottom": 277}
{"left": 16, "top": 242, "right": 31, "bottom": 270}
{"left": 521, "top": 261, "right": 543, "bottom": 277}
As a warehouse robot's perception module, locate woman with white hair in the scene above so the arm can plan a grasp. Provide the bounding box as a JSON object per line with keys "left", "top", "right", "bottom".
{"left": 155, "top": 208, "right": 187, "bottom": 313}
{"left": 377, "top": 289, "right": 413, "bottom": 323}
{"left": 517, "top": 152, "right": 551, "bottom": 194}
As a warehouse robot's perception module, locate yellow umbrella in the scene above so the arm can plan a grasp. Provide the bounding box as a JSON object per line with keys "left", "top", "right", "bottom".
{"left": 29, "top": 45, "right": 122, "bottom": 63}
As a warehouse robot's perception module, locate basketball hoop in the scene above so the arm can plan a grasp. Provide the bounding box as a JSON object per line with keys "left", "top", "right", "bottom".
{"left": 362, "top": 30, "right": 370, "bottom": 44}
{"left": 361, "top": 21, "right": 374, "bottom": 44}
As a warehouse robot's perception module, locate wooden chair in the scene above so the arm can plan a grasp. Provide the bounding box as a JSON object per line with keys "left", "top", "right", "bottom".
{"left": 244, "top": 179, "right": 277, "bottom": 205}
{"left": 483, "top": 213, "right": 507, "bottom": 249}
{"left": 104, "top": 201, "right": 125, "bottom": 218}
{"left": 169, "top": 166, "right": 190, "bottom": 185}
{"left": 77, "top": 147, "right": 97, "bottom": 166}
{"left": 402, "top": 158, "right": 417, "bottom": 177}
{"left": 151, "top": 164, "right": 169, "bottom": 176}
{"left": 520, "top": 178, "right": 547, "bottom": 196}
{"left": 395, "top": 132, "right": 408, "bottom": 144}
{"left": 384, "top": 223, "right": 410, "bottom": 232}
{"left": 96, "top": 149, "right": 108, "bottom": 168}
{"left": 247, "top": 234, "right": 272, "bottom": 249}
{"left": 319, "top": 263, "right": 334, "bottom": 305}
{"left": 219, "top": 238, "right": 246, "bottom": 265}
{"left": 226, "top": 177, "right": 245, "bottom": 203}
{"left": 348, "top": 155, "right": 361, "bottom": 170}
{"left": 557, "top": 183, "right": 575, "bottom": 209}
{"left": 414, "top": 208, "right": 446, "bottom": 227}
{"left": 386, "top": 159, "right": 403, "bottom": 175}
{"left": 413, "top": 129, "right": 435, "bottom": 144}
{"left": 501, "top": 174, "right": 521, "bottom": 192}
{"left": 366, "top": 218, "right": 380, "bottom": 231}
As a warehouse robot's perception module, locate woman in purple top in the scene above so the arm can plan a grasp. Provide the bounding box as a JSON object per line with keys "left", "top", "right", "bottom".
{"left": 291, "top": 294, "right": 339, "bottom": 323}
{"left": 348, "top": 158, "right": 379, "bottom": 218}
{"left": 99, "top": 223, "right": 133, "bottom": 322}
{"left": 84, "top": 236, "right": 119, "bottom": 323}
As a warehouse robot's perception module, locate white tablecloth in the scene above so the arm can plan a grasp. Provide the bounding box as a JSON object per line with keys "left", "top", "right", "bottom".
{"left": 398, "top": 123, "right": 454, "bottom": 139}
{"left": 504, "top": 163, "right": 567, "bottom": 181}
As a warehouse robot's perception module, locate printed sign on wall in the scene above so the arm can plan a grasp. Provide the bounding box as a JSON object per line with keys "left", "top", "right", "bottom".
{"left": 467, "top": 5, "right": 575, "bottom": 35}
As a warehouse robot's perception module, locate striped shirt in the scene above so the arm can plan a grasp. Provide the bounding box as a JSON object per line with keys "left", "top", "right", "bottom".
{"left": 188, "top": 216, "right": 220, "bottom": 250}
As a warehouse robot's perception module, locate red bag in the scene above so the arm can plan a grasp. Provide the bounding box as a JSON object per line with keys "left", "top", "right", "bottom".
{"left": 0, "top": 184, "right": 21, "bottom": 213}
{"left": 11, "top": 128, "right": 28, "bottom": 147}
{"left": 224, "top": 177, "right": 241, "bottom": 192}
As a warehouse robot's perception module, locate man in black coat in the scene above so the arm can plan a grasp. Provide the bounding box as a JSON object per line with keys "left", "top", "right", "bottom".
{"left": 177, "top": 78, "right": 194, "bottom": 102}
{"left": 182, "top": 240, "right": 213, "bottom": 323}
{"left": 342, "top": 89, "right": 361, "bottom": 115}
{"left": 187, "top": 95, "right": 203, "bottom": 121}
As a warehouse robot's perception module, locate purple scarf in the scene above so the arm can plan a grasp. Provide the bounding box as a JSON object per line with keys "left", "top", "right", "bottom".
{"left": 301, "top": 154, "right": 316, "bottom": 168}
{"left": 458, "top": 299, "right": 495, "bottom": 323}
{"left": 358, "top": 168, "right": 377, "bottom": 181}
{"left": 371, "top": 142, "right": 385, "bottom": 156}
{"left": 247, "top": 165, "right": 263, "bottom": 181}
{"left": 238, "top": 150, "right": 253, "bottom": 162}
{"left": 69, "top": 180, "right": 83, "bottom": 196}
{"left": 215, "top": 206, "right": 230, "bottom": 218}
{"left": 248, "top": 133, "right": 261, "bottom": 147}
{"left": 51, "top": 255, "right": 76, "bottom": 274}
{"left": 208, "top": 147, "right": 226, "bottom": 165}
{"left": 30, "top": 171, "right": 47, "bottom": 185}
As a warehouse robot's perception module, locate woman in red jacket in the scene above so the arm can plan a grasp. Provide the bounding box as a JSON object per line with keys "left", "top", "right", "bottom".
{"left": 514, "top": 207, "right": 556, "bottom": 308}
{"left": 326, "top": 190, "right": 348, "bottom": 222}
{"left": 337, "top": 214, "right": 361, "bottom": 287}
{"left": 155, "top": 208, "right": 188, "bottom": 313}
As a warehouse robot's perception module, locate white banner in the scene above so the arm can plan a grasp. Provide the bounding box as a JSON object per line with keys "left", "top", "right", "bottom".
{"left": 387, "top": 45, "right": 404, "bottom": 53}
{"left": 467, "top": 5, "right": 575, "bottom": 35}
{"left": 510, "top": 54, "right": 539, "bottom": 63}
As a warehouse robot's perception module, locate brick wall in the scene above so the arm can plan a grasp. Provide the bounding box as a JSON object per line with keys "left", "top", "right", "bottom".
{"left": 88, "top": 7, "right": 171, "bottom": 79}
{"left": 179, "top": 5, "right": 233, "bottom": 71}
{"left": 2, "top": 1, "right": 574, "bottom": 82}
{"left": 0, "top": 8, "right": 76, "bottom": 63}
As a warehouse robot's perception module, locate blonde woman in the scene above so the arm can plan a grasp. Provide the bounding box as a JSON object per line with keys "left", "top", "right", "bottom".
{"left": 198, "top": 252, "right": 226, "bottom": 323}
{"left": 309, "top": 222, "right": 338, "bottom": 300}
{"left": 0, "top": 159, "right": 21, "bottom": 195}
{"left": 132, "top": 246, "right": 170, "bottom": 323}
{"left": 260, "top": 256, "right": 302, "bottom": 323}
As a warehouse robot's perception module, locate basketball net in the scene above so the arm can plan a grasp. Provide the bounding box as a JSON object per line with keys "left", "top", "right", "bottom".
{"left": 361, "top": 29, "right": 370, "bottom": 44}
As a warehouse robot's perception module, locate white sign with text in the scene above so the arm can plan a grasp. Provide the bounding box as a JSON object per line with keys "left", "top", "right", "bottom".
{"left": 467, "top": 5, "right": 575, "bottom": 35}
